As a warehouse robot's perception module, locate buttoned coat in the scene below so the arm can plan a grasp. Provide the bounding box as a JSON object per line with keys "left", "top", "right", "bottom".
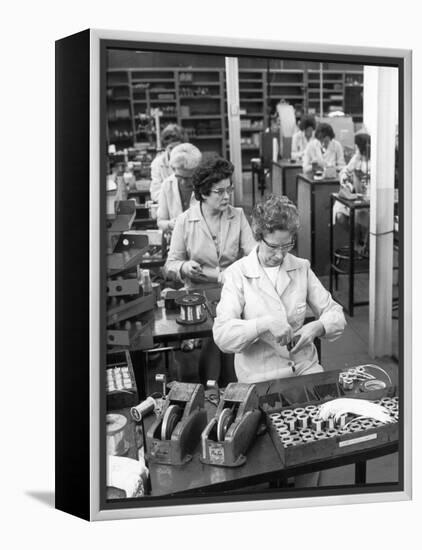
{"left": 213, "top": 248, "right": 346, "bottom": 383}
{"left": 164, "top": 203, "right": 256, "bottom": 287}
{"left": 157, "top": 174, "right": 197, "bottom": 231}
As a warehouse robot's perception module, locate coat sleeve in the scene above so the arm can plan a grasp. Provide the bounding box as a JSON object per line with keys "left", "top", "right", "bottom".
{"left": 239, "top": 209, "right": 256, "bottom": 256}
{"left": 156, "top": 184, "right": 172, "bottom": 232}
{"left": 305, "top": 261, "right": 346, "bottom": 341}
{"left": 335, "top": 141, "right": 346, "bottom": 170}
{"left": 150, "top": 155, "right": 163, "bottom": 202}
{"left": 302, "top": 141, "right": 314, "bottom": 173}
{"left": 213, "top": 265, "right": 260, "bottom": 353}
{"left": 163, "top": 215, "right": 187, "bottom": 281}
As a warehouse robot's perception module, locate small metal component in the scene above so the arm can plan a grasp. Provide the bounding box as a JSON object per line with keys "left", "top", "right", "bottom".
{"left": 293, "top": 407, "right": 305, "bottom": 416}
{"left": 314, "top": 431, "right": 327, "bottom": 440}
{"left": 270, "top": 412, "right": 281, "bottom": 420}
{"left": 161, "top": 404, "right": 182, "bottom": 440}
{"left": 284, "top": 442, "right": 294, "bottom": 447}
{"left": 356, "top": 366, "right": 366, "bottom": 375}
{"left": 297, "top": 415, "right": 308, "bottom": 429}
{"left": 305, "top": 405, "right": 317, "bottom": 413}
{"left": 348, "top": 368, "right": 357, "bottom": 378}
{"left": 281, "top": 409, "right": 295, "bottom": 419}
{"left": 277, "top": 425, "right": 290, "bottom": 434}
{"left": 207, "top": 380, "right": 220, "bottom": 405}
{"left": 312, "top": 418, "right": 324, "bottom": 432}
{"left": 286, "top": 417, "right": 296, "bottom": 432}
{"left": 155, "top": 373, "right": 167, "bottom": 397}
{"left": 290, "top": 430, "right": 300, "bottom": 437}
{"left": 299, "top": 428, "right": 312, "bottom": 436}
{"left": 342, "top": 376, "right": 354, "bottom": 390}
{"left": 326, "top": 417, "right": 335, "bottom": 430}
{"left": 280, "top": 434, "right": 293, "bottom": 443}
{"left": 291, "top": 436, "right": 303, "bottom": 445}
{"left": 337, "top": 414, "right": 347, "bottom": 428}
{"left": 217, "top": 408, "right": 235, "bottom": 442}
{"left": 339, "top": 371, "right": 349, "bottom": 380}
{"left": 326, "top": 429, "right": 338, "bottom": 438}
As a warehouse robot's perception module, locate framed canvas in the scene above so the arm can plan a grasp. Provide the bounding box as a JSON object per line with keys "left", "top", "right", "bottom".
{"left": 55, "top": 28, "right": 412, "bottom": 521}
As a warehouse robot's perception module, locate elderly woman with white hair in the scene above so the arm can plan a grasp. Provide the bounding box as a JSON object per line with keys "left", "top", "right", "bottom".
{"left": 156, "top": 143, "right": 202, "bottom": 232}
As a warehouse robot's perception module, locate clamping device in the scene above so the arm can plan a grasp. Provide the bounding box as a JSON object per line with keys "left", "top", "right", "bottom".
{"left": 200, "top": 383, "right": 261, "bottom": 467}
{"left": 145, "top": 381, "right": 207, "bottom": 465}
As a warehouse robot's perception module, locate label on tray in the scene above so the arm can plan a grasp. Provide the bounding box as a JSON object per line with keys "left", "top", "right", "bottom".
{"left": 339, "top": 433, "right": 377, "bottom": 447}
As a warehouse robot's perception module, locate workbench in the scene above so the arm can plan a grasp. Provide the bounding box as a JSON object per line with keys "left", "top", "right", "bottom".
{"left": 296, "top": 173, "right": 340, "bottom": 276}
{"left": 271, "top": 160, "right": 303, "bottom": 203}
{"left": 107, "top": 365, "right": 398, "bottom": 499}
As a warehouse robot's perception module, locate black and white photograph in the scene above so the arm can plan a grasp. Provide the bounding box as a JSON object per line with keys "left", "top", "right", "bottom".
{"left": 79, "top": 31, "right": 410, "bottom": 516}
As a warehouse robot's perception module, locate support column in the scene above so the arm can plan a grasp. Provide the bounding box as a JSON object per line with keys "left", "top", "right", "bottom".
{"left": 364, "top": 66, "right": 398, "bottom": 357}
{"left": 225, "top": 57, "right": 242, "bottom": 206}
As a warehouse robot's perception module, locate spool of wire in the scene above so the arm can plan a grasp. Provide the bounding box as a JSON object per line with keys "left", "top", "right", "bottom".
{"left": 327, "top": 417, "right": 335, "bottom": 430}
{"left": 175, "top": 294, "right": 207, "bottom": 325}
{"left": 130, "top": 396, "right": 156, "bottom": 422}
{"left": 311, "top": 418, "right": 324, "bottom": 432}
{"left": 337, "top": 414, "right": 348, "bottom": 428}
{"left": 293, "top": 407, "right": 305, "bottom": 416}
{"left": 297, "top": 415, "right": 308, "bottom": 429}
{"left": 106, "top": 413, "right": 129, "bottom": 456}
{"left": 281, "top": 409, "right": 295, "bottom": 419}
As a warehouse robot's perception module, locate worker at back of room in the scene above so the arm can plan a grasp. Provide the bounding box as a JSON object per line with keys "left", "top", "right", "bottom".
{"left": 213, "top": 195, "right": 346, "bottom": 383}
{"left": 302, "top": 122, "right": 346, "bottom": 175}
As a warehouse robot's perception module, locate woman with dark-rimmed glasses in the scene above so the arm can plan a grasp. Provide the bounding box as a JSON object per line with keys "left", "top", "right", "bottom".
{"left": 164, "top": 156, "right": 255, "bottom": 288}
{"left": 213, "top": 194, "right": 346, "bottom": 383}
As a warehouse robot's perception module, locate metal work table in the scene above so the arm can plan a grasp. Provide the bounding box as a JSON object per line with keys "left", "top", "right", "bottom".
{"left": 271, "top": 160, "right": 303, "bottom": 203}
{"left": 329, "top": 193, "right": 370, "bottom": 316}
{"left": 108, "top": 365, "right": 398, "bottom": 499}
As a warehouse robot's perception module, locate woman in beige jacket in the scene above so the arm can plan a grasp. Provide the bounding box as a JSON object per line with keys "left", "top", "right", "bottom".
{"left": 164, "top": 156, "right": 256, "bottom": 287}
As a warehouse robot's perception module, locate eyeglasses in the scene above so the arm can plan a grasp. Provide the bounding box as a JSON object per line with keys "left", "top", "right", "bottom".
{"left": 210, "top": 185, "right": 234, "bottom": 197}
{"left": 262, "top": 236, "right": 295, "bottom": 252}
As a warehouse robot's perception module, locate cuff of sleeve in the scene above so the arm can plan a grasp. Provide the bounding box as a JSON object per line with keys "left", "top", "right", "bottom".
{"left": 319, "top": 315, "right": 342, "bottom": 342}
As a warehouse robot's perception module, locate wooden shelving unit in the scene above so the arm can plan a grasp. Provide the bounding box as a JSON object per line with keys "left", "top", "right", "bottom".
{"left": 106, "top": 66, "right": 364, "bottom": 167}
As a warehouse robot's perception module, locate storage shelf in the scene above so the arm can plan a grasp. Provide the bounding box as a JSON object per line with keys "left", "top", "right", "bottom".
{"left": 190, "top": 134, "right": 223, "bottom": 139}
{"left": 180, "top": 115, "right": 222, "bottom": 119}
{"left": 180, "top": 95, "right": 221, "bottom": 99}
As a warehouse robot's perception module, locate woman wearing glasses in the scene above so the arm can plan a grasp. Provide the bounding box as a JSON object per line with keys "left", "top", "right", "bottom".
{"left": 164, "top": 156, "right": 255, "bottom": 287}
{"left": 213, "top": 195, "right": 346, "bottom": 383}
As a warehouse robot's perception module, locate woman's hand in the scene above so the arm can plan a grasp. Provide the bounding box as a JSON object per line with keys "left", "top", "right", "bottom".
{"left": 168, "top": 218, "right": 176, "bottom": 230}
{"left": 290, "top": 320, "right": 325, "bottom": 354}
{"left": 257, "top": 315, "right": 294, "bottom": 346}
{"left": 181, "top": 260, "right": 206, "bottom": 280}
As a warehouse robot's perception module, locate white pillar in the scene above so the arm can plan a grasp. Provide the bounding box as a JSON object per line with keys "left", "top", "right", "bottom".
{"left": 363, "top": 66, "right": 398, "bottom": 357}
{"left": 225, "top": 57, "right": 242, "bottom": 206}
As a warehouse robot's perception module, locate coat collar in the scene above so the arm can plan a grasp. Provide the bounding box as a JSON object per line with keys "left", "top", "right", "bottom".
{"left": 241, "top": 246, "right": 301, "bottom": 300}
{"left": 186, "top": 203, "right": 236, "bottom": 222}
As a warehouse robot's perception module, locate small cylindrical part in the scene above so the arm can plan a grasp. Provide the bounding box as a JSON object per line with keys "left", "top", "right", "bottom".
{"left": 294, "top": 407, "right": 305, "bottom": 416}
{"left": 305, "top": 405, "right": 317, "bottom": 413}
{"left": 326, "top": 429, "right": 338, "bottom": 438}
{"left": 281, "top": 409, "right": 294, "bottom": 419}
{"left": 342, "top": 376, "right": 354, "bottom": 390}
{"left": 286, "top": 417, "right": 297, "bottom": 432}
{"left": 312, "top": 418, "right": 324, "bottom": 432}
{"left": 314, "top": 431, "right": 327, "bottom": 440}
{"left": 337, "top": 414, "right": 347, "bottom": 428}
{"left": 130, "top": 396, "right": 156, "bottom": 422}
{"left": 326, "top": 417, "right": 335, "bottom": 430}
{"left": 297, "top": 415, "right": 308, "bottom": 429}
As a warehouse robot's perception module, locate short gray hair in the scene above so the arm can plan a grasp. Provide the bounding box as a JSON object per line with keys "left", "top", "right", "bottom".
{"left": 252, "top": 194, "right": 299, "bottom": 241}
{"left": 170, "top": 143, "right": 202, "bottom": 173}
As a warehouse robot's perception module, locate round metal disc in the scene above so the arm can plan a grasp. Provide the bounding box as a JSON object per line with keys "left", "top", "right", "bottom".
{"left": 161, "top": 404, "right": 181, "bottom": 440}
{"left": 217, "top": 408, "right": 234, "bottom": 442}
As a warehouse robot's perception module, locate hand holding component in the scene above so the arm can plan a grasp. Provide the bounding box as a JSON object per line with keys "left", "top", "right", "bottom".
{"left": 290, "top": 320, "right": 324, "bottom": 354}
{"left": 182, "top": 260, "right": 204, "bottom": 280}
{"left": 257, "top": 315, "right": 294, "bottom": 347}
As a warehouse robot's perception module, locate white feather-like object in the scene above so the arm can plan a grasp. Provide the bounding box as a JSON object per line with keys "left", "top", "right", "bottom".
{"left": 318, "top": 398, "right": 394, "bottom": 424}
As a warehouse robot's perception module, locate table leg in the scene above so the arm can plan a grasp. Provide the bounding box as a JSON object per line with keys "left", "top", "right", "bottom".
{"left": 355, "top": 460, "right": 367, "bottom": 484}
{"left": 349, "top": 208, "right": 355, "bottom": 316}
{"left": 329, "top": 195, "right": 334, "bottom": 294}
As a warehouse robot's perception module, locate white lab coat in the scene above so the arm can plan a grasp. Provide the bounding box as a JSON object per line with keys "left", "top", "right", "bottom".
{"left": 291, "top": 130, "right": 314, "bottom": 161}
{"left": 302, "top": 138, "right": 346, "bottom": 173}
{"left": 213, "top": 247, "right": 346, "bottom": 383}
{"left": 156, "top": 174, "right": 197, "bottom": 232}
{"left": 149, "top": 151, "right": 173, "bottom": 202}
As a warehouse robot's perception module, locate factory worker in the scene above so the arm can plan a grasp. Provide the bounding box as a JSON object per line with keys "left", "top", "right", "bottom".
{"left": 164, "top": 156, "right": 256, "bottom": 385}
{"left": 164, "top": 156, "right": 256, "bottom": 288}
{"left": 156, "top": 143, "right": 201, "bottom": 232}
{"left": 149, "top": 124, "right": 187, "bottom": 202}
{"left": 334, "top": 132, "right": 371, "bottom": 254}
{"left": 302, "top": 122, "right": 346, "bottom": 174}
{"left": 213, "top": 195, "right": 346, "bottom": 384}
{"left": 291, "top": 115, "right": 316, "bottom": 161}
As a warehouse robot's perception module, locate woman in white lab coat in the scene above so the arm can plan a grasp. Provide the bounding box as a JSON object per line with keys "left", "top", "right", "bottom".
{"left": 291, "top": 115, "right": 316, "bottom": 161}
{"left": 156, "top": 143, "right": 201, "bottom": 232}
{"left": 302, "top": 122, "right": 346, "bottom": 174}
{"left": 213, "top": 195, "right": 346, "bottom": 384}
{"left": 164, "top": 156, "right": 256, "bottom": 385}
{"left": 149, "top": 124, "right": 187, "bottom": 202}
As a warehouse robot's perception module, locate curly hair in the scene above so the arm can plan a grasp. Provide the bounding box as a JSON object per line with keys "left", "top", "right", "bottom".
{"left": 161, "top": 124, "right": 188, "bottom": 147}
{"left": 315, "top": 122, "right": 335, "bottom": 141}
{"left": 192, "top": 156, "right": 234, "bottom": 201}
{"left": 299, "top": 115, "right": 316, "bottom": 132}
{"left": 169, "top": 143, "right": 202, "bottom": 173}
{"left": 355, "top": 132, "right": 371, "bottom": 159}
{"left": 252, "top": 195, "right": 299, "bottom": 241}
